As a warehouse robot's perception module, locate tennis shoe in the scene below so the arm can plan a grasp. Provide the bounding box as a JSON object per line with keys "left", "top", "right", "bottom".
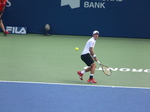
{"left": 87, "top": 78, "right": 97, "bottom": 84}
{"left": 4, "top": 31, "right": 10, "bottom": 35}
{"left": 77, "top": 71, "right": 83, "bottom": 80}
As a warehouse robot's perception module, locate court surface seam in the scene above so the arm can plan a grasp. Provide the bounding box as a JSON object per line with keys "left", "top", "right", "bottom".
{"left": 0, "top": 80, "right": 150, "bottom": 90}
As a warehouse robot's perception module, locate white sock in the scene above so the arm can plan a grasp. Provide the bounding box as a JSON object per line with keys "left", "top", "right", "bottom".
{"left": 90, "top": 74, "right": 94, "bottom": 76}
{"left": 81, "top": 70, "right": 85, "bottom": 74}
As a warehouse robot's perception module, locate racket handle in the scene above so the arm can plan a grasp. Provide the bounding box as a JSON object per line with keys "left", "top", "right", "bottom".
{"left": 97, "top": 61, "right": 101, "bottom": 64}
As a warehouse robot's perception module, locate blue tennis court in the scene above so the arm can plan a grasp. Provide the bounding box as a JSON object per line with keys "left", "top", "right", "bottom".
{"left": 0, "top": 81, "right": 150, "bottom": 112}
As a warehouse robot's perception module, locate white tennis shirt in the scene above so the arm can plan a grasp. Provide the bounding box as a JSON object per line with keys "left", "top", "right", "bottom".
{"left": 81, "top": 37, "right": 96, "bottom": 55}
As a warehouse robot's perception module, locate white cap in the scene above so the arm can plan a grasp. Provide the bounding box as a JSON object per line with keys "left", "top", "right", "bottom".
{"left": 93, "top": 30, "right": 99, "bottom": 35}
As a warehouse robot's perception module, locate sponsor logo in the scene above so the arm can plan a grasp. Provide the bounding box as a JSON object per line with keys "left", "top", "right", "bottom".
{"left": 61, "top": 0, "right": 80, "bottom": 9}
{"left": 61, "top": 0, "right": 123, "bottom": 9}
{"left": 84, "top": 67, "right": 150, "bottom": 73}
{"left": 6, "top": 26, "right": 27, "bottom": 35}
{"left": 6, "top": 0, "right": 11, "bottom": 7}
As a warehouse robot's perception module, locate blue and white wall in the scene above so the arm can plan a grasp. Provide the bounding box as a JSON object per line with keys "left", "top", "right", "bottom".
{"left": 3, "top": 0, "right": 150, "bottom": 38}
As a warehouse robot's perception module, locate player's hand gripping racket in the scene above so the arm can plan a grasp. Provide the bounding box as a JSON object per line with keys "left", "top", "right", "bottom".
{"left": 97, "top": 61, "right": 112, "bottom": 76}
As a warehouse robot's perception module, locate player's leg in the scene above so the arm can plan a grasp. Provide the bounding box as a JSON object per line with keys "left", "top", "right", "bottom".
{"left": 77, "top": 54, "right": 92, "bottom": 80}
{"left": 79, "top": 63, "right": 96, "bottom": 79}
{"left": 0, "top": 19, "right": 5, "bottom": 32}
{"left": 0, "top": 16, "right": 10, "bottom": 35}
{"left": 87, "top": 61, "right": 97, "bottom": 83}
{"left": 85, "top": 67, "right": 91, "bottom": 72}
{"left": 84, "top": 55, "right": 97, "bottom": 83}
{"left": 82, "top": 67, "right": 91, "bottom": 73}
{"left": 77, "top": 67, "right": 91, "bottom": 80}
{"left": 87, "top": 63, "right": 97, "bottom": 83}
{"left": 77, "top": 53, "right": 97, "bottom": 83}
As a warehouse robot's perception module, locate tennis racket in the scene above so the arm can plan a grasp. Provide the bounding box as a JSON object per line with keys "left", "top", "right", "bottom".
{"left": 97, "top": 61, "right": 112, "bottom": 76}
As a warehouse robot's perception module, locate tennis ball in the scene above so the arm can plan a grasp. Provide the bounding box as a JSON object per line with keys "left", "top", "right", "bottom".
{"left": 75, "top": 47, "right": 79, "bottom": 51}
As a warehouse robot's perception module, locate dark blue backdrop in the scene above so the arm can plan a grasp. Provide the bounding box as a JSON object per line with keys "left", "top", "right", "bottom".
{"left": 3, "top": 0, "right": 150, "bottom": 38}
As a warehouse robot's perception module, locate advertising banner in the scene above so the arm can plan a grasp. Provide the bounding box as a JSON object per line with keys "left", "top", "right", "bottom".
{"left": 3, "top": 0, "right": 150, "bottom": 38}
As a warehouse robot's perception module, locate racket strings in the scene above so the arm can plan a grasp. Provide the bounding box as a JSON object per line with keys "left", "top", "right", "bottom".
{"left": 102, "top": 66, "right": 111, "bottom": 75}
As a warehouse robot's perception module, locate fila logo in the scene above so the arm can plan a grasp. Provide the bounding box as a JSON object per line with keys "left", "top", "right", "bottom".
{"left": 6, "top": 26, "right": 27, "bottom": 34}
{"left": 61, "top": 0, "right": 80, "bottom": 9}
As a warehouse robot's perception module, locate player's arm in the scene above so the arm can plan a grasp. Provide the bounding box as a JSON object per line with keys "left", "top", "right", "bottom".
{"left": 89, "top": 47, "right": 98, "bottom": 61}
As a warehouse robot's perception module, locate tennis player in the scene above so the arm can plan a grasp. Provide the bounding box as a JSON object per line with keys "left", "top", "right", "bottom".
{"left": 77, "top": 30, "right": 99, "bottom": 83}
{"left": 0, "top": 0, "right": 9, "bottom": 35}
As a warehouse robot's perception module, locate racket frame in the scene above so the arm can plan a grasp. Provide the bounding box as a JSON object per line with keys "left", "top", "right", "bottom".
{"left": 97, "top": 61, "right": 112, "bottom": 76}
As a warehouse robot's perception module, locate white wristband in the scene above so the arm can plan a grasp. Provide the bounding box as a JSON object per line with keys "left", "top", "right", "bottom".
{"left": 93, "top": 54, "right": 96, "bottom": 58}
{"left": 97, "top": 61, "right": 101, "bottom": 64}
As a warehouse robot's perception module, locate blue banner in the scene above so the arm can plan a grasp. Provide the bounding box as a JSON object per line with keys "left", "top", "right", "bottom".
{"left": 3, "top": 0, "right": 150, "bottom": 38}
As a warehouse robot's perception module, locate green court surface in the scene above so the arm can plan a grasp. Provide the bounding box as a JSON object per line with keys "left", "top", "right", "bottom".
{"left": 0, "top": 33, "right": 150, "bottom": 88}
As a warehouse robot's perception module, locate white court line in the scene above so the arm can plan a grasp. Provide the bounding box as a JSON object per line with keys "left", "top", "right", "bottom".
{"left": 0, "top": 80, "right": 150, "bottom": 90}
